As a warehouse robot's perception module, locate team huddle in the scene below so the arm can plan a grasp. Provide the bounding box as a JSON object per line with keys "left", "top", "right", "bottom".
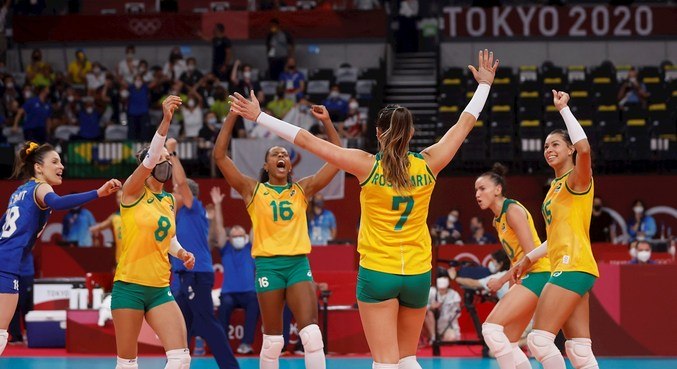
{"left": 0, "top": 50, "right": 600, "bottom": 369}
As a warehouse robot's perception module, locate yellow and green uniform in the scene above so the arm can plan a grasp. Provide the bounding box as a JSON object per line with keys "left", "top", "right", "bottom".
{"left": 494, "top": 199, "right": 551, "bottom": 296}
{"left": 111, "top": 211, "right": 123, "bottom": 263}
{"left": 356, "top": 152, "right": 435, "bottom": 308}
{"left": 247, "top": 182, "right": 314, "bottom": 292}
{"left": 111, "top": 186, "right": 176, "bottom": 311}
{"left": 541, "top": 170, "right": 598, "bottom": 296}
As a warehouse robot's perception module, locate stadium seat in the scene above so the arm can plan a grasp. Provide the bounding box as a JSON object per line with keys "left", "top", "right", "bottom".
{"left": 307, "top": 80, "right": 331, "bottom": 95}
{"left": 2, "top": 127, "right": 24, "bottom": 144}
{"left": 356, "top": 80, "right": 376, "bottom": 98}
{"left": 489, "top": 135, "right": 514, "bottom": 162}
{"left": 518, "top": 119, "right": 543, "bottom": 160}
{"left": 335, "top": 67, "right": 358, "bottom": 83}
{"left": 517, "top": 91, "right": 542, "bottom": 121}
{"left": 104, "top": 125, "right": 128, "bottom": 141}
{"left": 461, "top": 119, "right": 488, "bottom": 162}
{"left": 54, "top": 125, "right": 80, "bottom": 141}
{"left": 625, "top": 118, "right": 651, "bottom": 161}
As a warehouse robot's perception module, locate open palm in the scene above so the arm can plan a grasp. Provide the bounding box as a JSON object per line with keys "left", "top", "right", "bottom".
{"left": 468, "top": 49, "right": 499, "bottom": 85}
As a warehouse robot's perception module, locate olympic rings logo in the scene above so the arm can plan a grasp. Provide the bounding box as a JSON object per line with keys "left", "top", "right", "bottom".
{"left": 128, "top": 19, "right": 162, "bottom": 35}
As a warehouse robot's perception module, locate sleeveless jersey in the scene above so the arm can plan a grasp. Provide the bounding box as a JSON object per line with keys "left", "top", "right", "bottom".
{"left": 0, "top": 180, "right": 51, "bottom": 275}
{"left": 111, "top": 212, "right": 123, "bottom": 263}
{"left": 541, "top": 170, "right": 599, "bottom": 276}
{"left": 115, "top": 186, "right": 176, "bottom": 287}
{"left": 493, "top": 199, "right": 550, "bottom": 273}
{"left": 358, "top": 152, "right": 435, "bottom": 275}
{"left": 247, "top": 182, "right": 311, "bottom": 258}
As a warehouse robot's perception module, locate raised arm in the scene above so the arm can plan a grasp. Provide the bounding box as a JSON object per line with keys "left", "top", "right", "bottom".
{"left": 229, "top": 91, "right": 374, "bottom": 182}
{"left": 212, "top": 112, "right": 258, "bottom": 202}
{"left": 208, "top": 187, "right": 228, "bottom": 248}
{"left": 122, "top": 96, "right": 182, "bottom": 205}
{"left": 553, "top": 90, "right": 592, "bottom": 192}
{"left": 166, "top": 138, "right": 193, "bottom": 209}
{"left": 230, "top": 60, "right": 241, "bottom": 85}
{"left": 35, "top": 180, "right": 121, "bottom": 210}
{"left": 298, "top": 105, "right": 343, "bottom": 197}
{"left": 421, "top": 49, "right": 498, "bottom": 175}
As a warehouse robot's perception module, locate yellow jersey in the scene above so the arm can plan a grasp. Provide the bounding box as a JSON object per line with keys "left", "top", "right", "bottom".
{"left": 247, "top": 182, "right": 311, "bottom": 258}
{"left": 114, "top": 186, "right": 176, "bottom": 287}
{"left": 111, "top": 212, "right": 123, "bottom": 263}
{"left": 493, "top": 199, "right": 550, "bottom": 273}
{"left": 358, "top": 152, "right": 435, "bottom": 275}
{"left": 541, "top": 170, "right": 598, "bottom": 277}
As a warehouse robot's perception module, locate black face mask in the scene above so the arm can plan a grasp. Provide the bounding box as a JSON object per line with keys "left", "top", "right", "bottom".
{"left": 593, "top": 205, "right": 602, "bottom": 212}
{"left": 152, "top": 161, "right": 173, "bottom": 183}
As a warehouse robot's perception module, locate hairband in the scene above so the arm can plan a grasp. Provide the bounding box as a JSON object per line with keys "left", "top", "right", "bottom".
{"left": 25, "top": 142, "right": 39, "bottom": 155}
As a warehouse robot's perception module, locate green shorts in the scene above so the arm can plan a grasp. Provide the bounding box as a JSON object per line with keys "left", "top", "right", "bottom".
{"left": 111, "top": 281, "right": 175, "bottom": 312}
{"left": 356, "top": 266, "right": 431, "bottom": 309}
{"left": 254, "top": 255, "right": 314, "bottom": 293}
{"left": 520, "top": 272, "right": 550, "bottom": 297}
{"left": 548, "top": 271, "right": 597, "bottom": 296}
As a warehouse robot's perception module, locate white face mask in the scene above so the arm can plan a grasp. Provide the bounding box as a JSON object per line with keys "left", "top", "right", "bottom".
{"left": 24, "top": 91, "right": 33, "bottom": 99}
{"left": 231, "top": 236, "right": 247, "bottom": 250}
{"left": 349, "top": 102, "right": 359, "bottom": 110}
{"left": 637, "top": 250, "right": 651, "bottom": 263}
{"left": 629, "top": 247, "right": 638, "bottom": 258}
{"left": 187, "top": 99, "right": 196, "bottom": 108}
{"left": 436, "top": 277, "right": 449, "bottom": 290}
{"left": 329, "top": 91, "right": 339, "bottom": 98}
{"left": 120, "top": 89, "right": 130, "bottom": 98}
{"left": 85, "top": 107, "right": 94, "bottom": 114}
{"left": 67, "top": 95, "right": 75, "bottom": 102}
{"left": 488, "top": 260, "right": 499, "bottom": 274}
{"left": 243, "top": 71, "right": 252, "bottom": 80}
{"left": 134, "top": 80, "right": 143, "bottom": 89}
{"left": 633, "top": 206, "right": 644, "bottom": 214}
{"left": 447, "top": 215, "right": 457, "bottom": 223}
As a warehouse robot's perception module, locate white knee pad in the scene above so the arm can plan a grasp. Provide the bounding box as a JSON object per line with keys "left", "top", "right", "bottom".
{"left": 165, "top": 348, "right": 191, "bottom": 369}
{"left": 116, "top": 357, "right": 139, "bottom": 369}
{"left": 565, "top": 338, "right": 599, "bottom": 369}
{"left": 482, "top": 323, "right": 513, "bottom": 358}
{"left": 260, "top": 334, "right": 284, "bottom": 362}
{"left": 300, "top": 324, "right": 324, "bottom": 353}
{"left": 398, "top": 356, "right": 422, "bottom": 369}
{"left": 372, "top": 363, "right": 398, "bottom": 369}
{"left": 0, "top": 329, "right": 8, "bottom": 356}
{"left": 527, "top": 330, "right": 560, "bottom": 362}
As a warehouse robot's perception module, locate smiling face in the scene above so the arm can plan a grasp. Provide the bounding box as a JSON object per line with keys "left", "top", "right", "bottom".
{"left": 35, "top": 150, "right": 65, "bottom": 186}
{"left": 475, "top": 176, "right": 501, "bottom": 210}
{"left": 263, "top": 146, "right": 291, "bottom": 183}
{"left": 544, "top": 132, "right": 574, "bottom": 170}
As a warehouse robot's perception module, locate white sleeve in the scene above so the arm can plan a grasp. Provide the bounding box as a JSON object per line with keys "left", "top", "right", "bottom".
{"left": 168, "top": 236, "right": 184, "bottom": 258}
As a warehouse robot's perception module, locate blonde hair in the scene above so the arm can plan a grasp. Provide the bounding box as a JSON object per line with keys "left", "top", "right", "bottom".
{"left": 376, "top": 105, "right": 413, "bottom": 193}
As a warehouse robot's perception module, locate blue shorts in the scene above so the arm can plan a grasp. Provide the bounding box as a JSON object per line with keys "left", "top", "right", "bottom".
{"left": 0, "top": 271, "right": 20, "bottom": 294}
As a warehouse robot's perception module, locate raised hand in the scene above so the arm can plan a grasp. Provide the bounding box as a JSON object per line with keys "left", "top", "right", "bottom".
{"left": 229, "top": 90, "right": 261, "bottom": 122}
{"left": 166, "top": 138, "right": 178, "bottom": 153}
{"left": 508, "top": 257, "right": 531, "bottom": 284}
{"left": 552, "top": 90, "right": 571, "bottom": 111}
{"left": 210, "top": 186, "right": 224, "bottom": 204}
{"left": 311, "top": 105, "right": 330, "bottom": 122}
{"left": 162, "top": 95, "right": 182, "bottom": 120}
{"left": 97, "top": 179, "right": 122, "bottom": 197}
{"left": 468, "top": 49, "right": 499, "bottom": 86}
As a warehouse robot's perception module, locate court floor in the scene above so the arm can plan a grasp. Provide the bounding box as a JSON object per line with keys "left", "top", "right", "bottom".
{"left": 1, "top": 357, "right": 676, "bottom": 369}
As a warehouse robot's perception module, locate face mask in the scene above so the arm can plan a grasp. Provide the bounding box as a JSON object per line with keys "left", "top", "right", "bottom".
{"left": 187, "top": 99, "right": 195, "bottom": 108}
{"left": 24, "top": 91, "right": 33, "bottom": 99}
{"left": 488, "top": 260, "right": 499, "bottom": 274}
{"left": 126, "top": 52, "right": 134, "bottom": 60}
{"left": 243, "top": 71, "right": 252, "bottom": 79}
{"left": 447, "top": 215, "right": 457, "bottom": 223}
{"left": 629, "top": 247, "right": 637, "bottom": 258}
{"left": 299, "top": 105, "right": 309, "bottom": 114}
{"left": 314, "top": 199, "right": 324, "bottom": 208}
{"left": 151, "top": 161, "right": 173, "bottom": 183}
{"left": 67, "top": 95, "right": 75, "bottom": 102}
{"left": 471, "top": 226, "right": 480, "bottom": 233}
{"left": 120, "top": 89, "right": 130, "bottom": 98}
{"left": 6, "top": 83, "right": 13, "bottom": 89}
{"left": 207, "top": 117, "right": 217, "bottom": 125}
{"left": 231, "top": 236, "right": 247, "bottom": 250}
{"left": 134, "top": 80, "right": 143, "bottom": 89}
{"left": 637, "top": 250, "right": 651, "bottom": 263}
{"left": 187, "top": 64, "right": 195, "bottom": 72}
{"left": 593, "top": 205, "right": 602, "bottom": 212}
{"left": 93, "top": 67, "right": 101, "bottom": 74}
{"left": 329, "top": 91, "right": 339, "bottom": 99}
{"left": 436, "top": 277, "right": 449, "bottom": 290}
{"left": 139, "top": 66, "right": 147, "bottom": 73}
{"left": 85, "top": 107, "right": 94, "bottom": 114}
{"left": 349, "top": 102, "right": 359, "bottom": 110}
{"left": 633, "top": 206, "right": 644, "bottom": 214}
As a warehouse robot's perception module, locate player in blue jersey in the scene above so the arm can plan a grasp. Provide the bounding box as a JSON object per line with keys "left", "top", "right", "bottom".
{"left": 166, "top": 138, "right": 240, "bottom": 369}
{"left": 0, "top": 141, "right": 121, "bottom": 355}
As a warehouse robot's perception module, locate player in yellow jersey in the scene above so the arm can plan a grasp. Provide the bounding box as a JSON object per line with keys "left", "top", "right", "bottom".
{"left": 230, "top": 49, "right": 499, "bottom": 369}
{"left": 213, "top": 106, "right": 340, "bottom": 369}
{"left": 511, "top": 91, "right": 600, "bottom": 369}
{"left": 111, "top": 96, "right": 196, "bottom": 369}
{"left": 90, "top": 191, "right": 124, "bottom": 263}
{"left": 473, "top": 163, "right": 550, "bottom": 369}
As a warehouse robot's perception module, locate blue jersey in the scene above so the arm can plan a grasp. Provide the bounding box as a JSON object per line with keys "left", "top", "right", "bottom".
{"left": 220, "top": 241, "right": 256, "bottom": 294}
{"left": 171, "top": 199, "right": 213, "bottom": 273}
{"left": 0, "top": 180, "right": 51, "bottom": 276}
{"left": 19, "top": 252, "right": 35, "bottom": 277}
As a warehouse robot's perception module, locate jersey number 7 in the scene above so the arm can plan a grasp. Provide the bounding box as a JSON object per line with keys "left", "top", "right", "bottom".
{"left": 392, "top": 196, "right": 414, "bottom": 231}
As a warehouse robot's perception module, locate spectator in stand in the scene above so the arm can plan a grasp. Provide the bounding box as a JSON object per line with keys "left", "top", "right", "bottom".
{"left": 209, "top": 85, "right": 231, "bottom": 122}
{"left": 354, "top": 0, "right": 380, "bottom": 10}
{"left": 163, "top": 47, "right": 187, "bottom": 81}
{"left": 67, "top": 50, "right": 92, "bottom": 86}
{"left": 77, "top": 96, "right": 101, "bottom": 140}
{"left": 627, "top": 200, "right": 657, "bottom": 242}
{"left": 117, "top": 45, "right": 139, "bottom": 85}
{"left": 467, "top": 216, "right": 497, "bottom": 245}
{"left": 338, "top": 98, "right": 365, "bottom": 147}
{"left": 266, "top": 18, "right": 294, "bottom": 80}
{"left": 209, "top": 23, "right": 232, "bottom": 75}
{"left": 126, "top": 75, "right": 151, "bottom": 140}
{"left": 61, "top": 204, "right": 97, "bottom": 247}
{"left": 138, "top": 59, "right": 153, "bottom": 83}
{"left": 618, "top": 67, "right": 649, "bottom": 109}
{"left": 424, "top": 270, "right": 461, "bottom": 344}
{"left": 230, "top": 59, "right": 264, "bottom": 101}
{"left": 86, "top": 62, "right": 106, "bottom": 95}
{"left": 308, "top": 193, "right": 337, "bottom": 246}
{"left": 629, "top": 240, "right": 656, "bottom": 265}
{"left": 432, "top": 209, "right": 463, "bottom": 245}
{"left": 323, "top": 84, "right": 348, "bottom": 123}
{"left": 283, "top": 95, "right": 318, "bottom": 131}
{"left": 590, "top": 196, "right": 614, "bottom": 243}
{"left": 180, "top": 57, "right": 204, "bottom": 88}
{"left": 199, "top": 111, "right": 220, "bottom": 143}
{"left": 266, "top": 85, "right": 295, "bottom": 119}
{"left": 279, "top": 57, "right": 305, "bottom": 101}
{"left": 12, "top": 85, "right": 52, "bottom": 143}
{"left": 51, "top": 72, "right": 70, "bottom": 103}
{"left": 397, "top": 0, "right": 419, "bottom": 53}
{"left": 449, "top": 249, "right": 510, "bottom": 299}
{"left": 60, "top": 87, "right": 80, "bottom": 127}
{"left": 181, "top": 90, "right": 204, "bottom": 138}
{"left": 1, "top": 74, "right": 20, "bottom": 119}
{"left": 26, "top": 49, "right": 54, "bottom": 88}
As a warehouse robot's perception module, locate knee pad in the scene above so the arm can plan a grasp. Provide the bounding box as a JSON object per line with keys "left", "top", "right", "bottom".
{"left": 260, "top": 334, "right": 284, "bottom": 361}
{"left": 565, "top": 338, "right": 599, "bottom": 369}
{"left": 372, "top": 363, "right": 398, "bottom": 369}
{"left": 482, "top": 323, "right": 512, "bottom": 358}
{"left": 527, "top": 330, "right": 560, "bottom": 362}
{"left": 165, "top": 348, "right": 191, "bottom": 369}
{"left": 300, "top": 324, "right": 324, "bottom": 353}
{"left": 0, "top": 329, "right": 8, "bottom": 356}
{"left": 116, "top": 357, "right": 139, "bottom": 369}
{"left": 398, "top": 356, "right": 422, "bottom": 369}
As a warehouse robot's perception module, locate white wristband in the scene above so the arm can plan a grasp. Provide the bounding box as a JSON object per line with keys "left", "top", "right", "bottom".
{"left": 256, "top": 112, "right": 302, "bottom": 142}
{"left": 169, "top": 236, "right": 184, "bottom": 258}
{"left": 142, "top": 132, "right": 167, "bottom": 169}
{"left": 526, "top": 241, "right": 548, "bottom": 263}
{"left": 463, "top": 83, "right": 491, "bottom": 119}
{"left": 560, "top": 107, "right": 587, "bottom": 144}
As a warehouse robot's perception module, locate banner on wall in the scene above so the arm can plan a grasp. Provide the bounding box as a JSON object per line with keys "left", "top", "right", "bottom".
{"left": 230, "top": 138, "right": 345, "bottom": 200}
{"left": 442, "top": 5, "right": 677, "bottom": 39}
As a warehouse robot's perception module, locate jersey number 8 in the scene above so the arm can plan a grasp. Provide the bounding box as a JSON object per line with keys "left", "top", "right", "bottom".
{"left": 0, "top": 206, "right": 20, "bottom": 239}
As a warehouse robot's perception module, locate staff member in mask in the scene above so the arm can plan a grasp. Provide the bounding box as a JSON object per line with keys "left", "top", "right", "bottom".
{"left": 448, "top": 249, "right": 511, "bottom": 300}
{"left": 629, "top": 240, "right": 656, "bottom": 265}
{"left": 209, "top": 187, "right": 259, "bottom": 355}
{"left": 424, "top": 270, "right": 462, "bottom": 344}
